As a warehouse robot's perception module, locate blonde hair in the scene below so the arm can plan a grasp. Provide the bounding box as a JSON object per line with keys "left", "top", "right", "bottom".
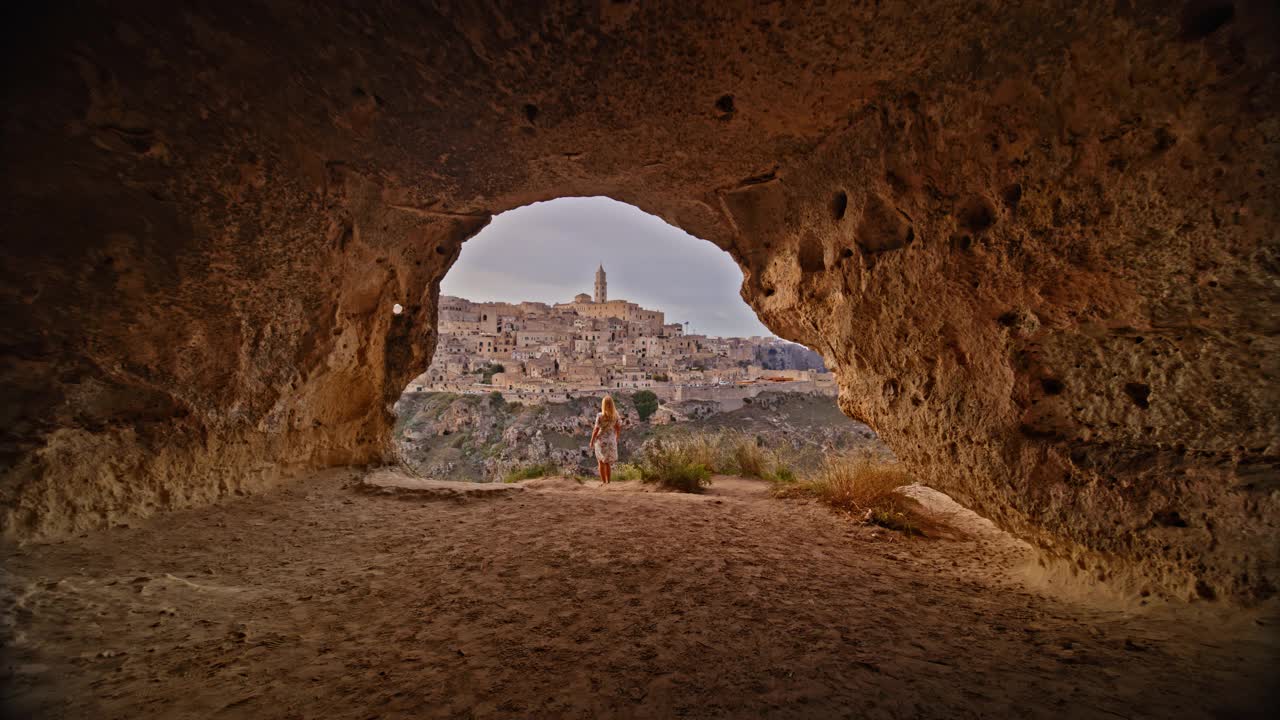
{"left": 600, "top": 394, "right": 619, "bottom": 426}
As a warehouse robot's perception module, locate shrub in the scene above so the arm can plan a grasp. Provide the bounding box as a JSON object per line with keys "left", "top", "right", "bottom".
{"left": 636, "top": 438, "right": 713, "bottom": 493}
{"left": 674, "top": 433, "right": 725, "bottom": 472}
{"left": 725, "top": 433, "right": 773, "bottom": 478}
{"left": 774, "top": 453, "right": 941, "bottom": 536}
{"left": 632, "top": 390, "right": 659, "bottom": 421}
{"left": 718, "top": 432, "right": 801, "bottom": 483}
{"left": 488, "top": 390, "right": 505, "bottom": 407}
{"left": 503, "top": 462, "right": 559, "bottom": 483}
{"left": 474, "top": 363, "right": 506, "bottom": 385}
{"left": 613, "top": 463, "right": 642, "bottom": 482}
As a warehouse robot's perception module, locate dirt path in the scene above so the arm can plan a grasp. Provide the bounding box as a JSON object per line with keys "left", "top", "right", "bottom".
{"left": 2, "top": 471, "right": 1277, "bottom": 719}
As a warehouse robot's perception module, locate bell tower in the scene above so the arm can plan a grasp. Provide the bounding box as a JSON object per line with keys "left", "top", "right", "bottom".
{"left": 594, "top": 264, "right": 607, "bottom": 303}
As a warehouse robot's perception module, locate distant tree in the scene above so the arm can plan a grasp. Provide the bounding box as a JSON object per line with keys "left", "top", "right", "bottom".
{"left": 488, "top": 390, "right": 505, "bottom": 407}
{"left": 475, "top": 362, "right": 505, "bottom": 384}
{"left": 632, "top": 390, "right": 659, "bottom": 421}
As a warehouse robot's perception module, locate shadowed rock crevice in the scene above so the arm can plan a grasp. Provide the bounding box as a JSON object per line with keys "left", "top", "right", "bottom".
{"left": 1, "top": 1, "right": 1277, "bottom": 605}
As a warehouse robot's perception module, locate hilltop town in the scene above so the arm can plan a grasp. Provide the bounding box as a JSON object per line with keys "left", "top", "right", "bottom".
{"left": 409, "top": 266, "right": 835, "bottom": 405}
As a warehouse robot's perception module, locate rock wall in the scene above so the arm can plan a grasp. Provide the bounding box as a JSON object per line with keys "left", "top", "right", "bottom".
{"left": 394, "top": 392, "right": 642, "bottom": 481}
{"left": 755, "top": 343, "right": 826, "bottom": 372}
{"left": 1, "top": 2, "right": 1276, "bottom": 603}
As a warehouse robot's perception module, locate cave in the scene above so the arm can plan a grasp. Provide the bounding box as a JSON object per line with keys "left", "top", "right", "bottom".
{"left": 1, "top": 1, "right": 1278, "bottom": 715}
{"left": 3, "top": 0, "right": 1276, "bottom": 604}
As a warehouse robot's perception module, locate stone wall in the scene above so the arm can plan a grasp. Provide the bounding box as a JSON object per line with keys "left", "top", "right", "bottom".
{"left": 1, "top": 2, "right": 1276, "bottom": 603}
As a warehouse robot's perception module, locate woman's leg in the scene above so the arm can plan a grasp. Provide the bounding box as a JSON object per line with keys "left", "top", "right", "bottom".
{"left": 597, "top": 459, "right": 606, "bottom": 483}
{"left": 602, "top": 462, "right": 611, "bottom": 484}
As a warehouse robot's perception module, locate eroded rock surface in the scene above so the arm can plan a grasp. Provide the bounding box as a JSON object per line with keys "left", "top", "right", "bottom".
{"left": 359, "top": 470, "right": 523, "bottom": 502}
{"left": 1, "top": 2, "right": 1277, "bottom": 603}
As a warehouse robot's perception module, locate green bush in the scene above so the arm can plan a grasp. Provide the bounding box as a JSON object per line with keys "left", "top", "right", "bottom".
{"left": 620, "top": 430, "right": 801, "bottom": 489}
{"left": 473, "top": 363, "right": 506, "bottom": 385}
{"left": 503, "top": 462, "right": 559, "bottom": 483}
{"left": 636, "top": 438, "right": 713, "bottom": 493}
{"left": 613, "top": 463, "right": 642, "bottom": 482}
{"left": 631, "top": 390, "right": 659, "bottom": 421}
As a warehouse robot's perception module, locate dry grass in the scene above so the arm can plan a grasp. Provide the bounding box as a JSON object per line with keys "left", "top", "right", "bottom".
{"left": 773, "top": 452, "right": 945, "bottom": 537}
{"left": 725, "top": 433, "right": 774, "bottom": 479}
{"left": 613, "top": 463, "right": 642, "bottom": 482}
{"left": 632, "top": 431, "right": 806, "bottom": 492}
{"left": 676, "top": 434, "right": 724, "bottom": 474}
{"left": 503, "top": 462, "right": 559, "bottom": 484}
{"left": 636, "top": 437, "right": 713, "bottom": 493}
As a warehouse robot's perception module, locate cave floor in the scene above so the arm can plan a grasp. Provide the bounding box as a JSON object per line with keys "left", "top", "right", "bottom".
{"left": 2, "top": 471, "right": 1276, "bottom": 719}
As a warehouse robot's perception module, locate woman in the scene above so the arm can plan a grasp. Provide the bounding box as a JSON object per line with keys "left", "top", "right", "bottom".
{"left": 589, "top": 394, "right": 622, "bottom": 484}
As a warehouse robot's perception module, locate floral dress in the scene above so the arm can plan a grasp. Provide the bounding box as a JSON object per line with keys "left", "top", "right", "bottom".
{"left": 593, "top": 412, "right": 619, "bottom": 463}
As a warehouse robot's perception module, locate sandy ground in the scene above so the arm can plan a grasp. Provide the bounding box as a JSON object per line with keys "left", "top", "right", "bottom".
{"left": 2, "top": 470, "right": 1277, "bottom": 719}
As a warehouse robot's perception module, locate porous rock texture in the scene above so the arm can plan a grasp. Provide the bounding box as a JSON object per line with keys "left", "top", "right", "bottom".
{"left": 1, "top": 2, "right": 1277, "bottom": 603}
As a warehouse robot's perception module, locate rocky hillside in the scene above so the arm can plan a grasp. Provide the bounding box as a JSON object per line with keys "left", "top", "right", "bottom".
{"left": 754, "top": 342, "right": 826, "bottom": 371}
{"left": 393, "top": 391, "right": 884, "bottom": 482}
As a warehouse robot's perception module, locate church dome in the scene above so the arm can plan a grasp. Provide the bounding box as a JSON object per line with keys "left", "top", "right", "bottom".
{"left": 574, "top": 292, "right": 592, "bottom": 303}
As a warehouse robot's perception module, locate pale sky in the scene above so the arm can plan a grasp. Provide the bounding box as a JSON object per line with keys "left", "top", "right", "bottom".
{"left": 439, "top": 196, "right": 773, "bottom": 338}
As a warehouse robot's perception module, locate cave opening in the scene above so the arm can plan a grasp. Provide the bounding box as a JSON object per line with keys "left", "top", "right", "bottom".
{"left": 2, "top": 1, "right": 1277, "bottom": 715}
{"left": 387, "top": 196, "right": 881, "bottom": 486}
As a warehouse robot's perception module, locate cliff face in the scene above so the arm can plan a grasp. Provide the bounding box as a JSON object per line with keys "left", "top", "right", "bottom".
{"left": 1, "top": 2, "right": 1276, "bottom": 603}
{"left": 755, "top": 343, "right": 827, "bottom": 372}
{"left": 393, "top": 391, "right": 876, "bottom": 482}
{"left": 394, "top": 393, "right": 640, "bottom": 481}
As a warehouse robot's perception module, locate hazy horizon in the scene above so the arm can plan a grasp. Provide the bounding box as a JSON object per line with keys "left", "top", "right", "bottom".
{"left": 439, "top": 197, "right": 774, "bottom": 338}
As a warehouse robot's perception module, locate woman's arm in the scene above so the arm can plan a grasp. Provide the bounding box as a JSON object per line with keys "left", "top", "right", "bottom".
{"left": 589, "top": 422, "right": 600, "bottom": 446}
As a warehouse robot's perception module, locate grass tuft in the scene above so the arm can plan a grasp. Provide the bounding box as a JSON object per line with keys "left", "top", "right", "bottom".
{"left": 636, "top": 438, "right": 713, "bottom": 493}
{"left": 613, "top": 463, "right": 643, "bottom": 482}
{"left": 725, "top": 433, "right": 773, "bottom": 479}
{"left": 774, "top": 453, "right": 944, "bottom": 537}
{"left": 631, "top": 431, "right": 799, "bottom": 490}
{"left": 503, "top": 462, "right": 559, "bottom": 484}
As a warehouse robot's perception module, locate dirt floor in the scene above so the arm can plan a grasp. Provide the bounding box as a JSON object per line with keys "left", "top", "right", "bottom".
{"left": 2, "top": 471, "right": 1277, "bottom": 719}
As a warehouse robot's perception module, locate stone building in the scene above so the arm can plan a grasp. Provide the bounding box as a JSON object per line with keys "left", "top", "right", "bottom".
{"left": 418, "top": 268, "right": 829, "bottom": 400}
